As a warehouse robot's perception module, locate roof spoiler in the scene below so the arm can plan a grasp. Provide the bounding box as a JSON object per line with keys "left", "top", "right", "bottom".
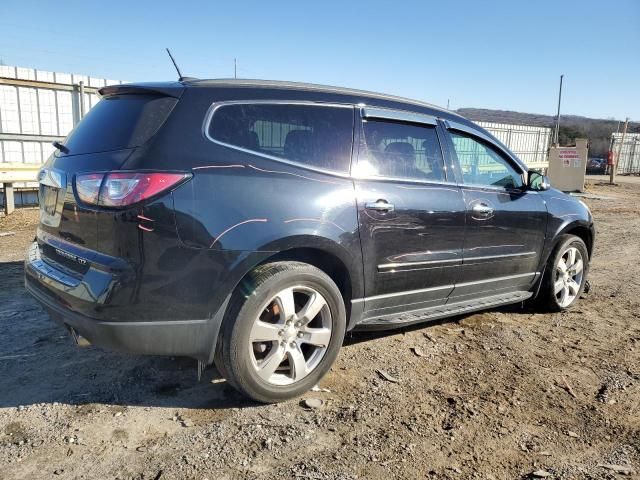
{"left": 98, "top": 82, "right": 185, "bottom": 98}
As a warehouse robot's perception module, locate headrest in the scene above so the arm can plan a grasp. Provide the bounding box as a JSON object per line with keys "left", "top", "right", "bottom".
{"left": 422, "top": 139, "right": 438, "bottom": 156}
{"left": 284, "top": 130, "right": 313, "bottom": 161}
{"left": 385, "top": 142, "right": 415, "bottom": 158}
{"left": 246, "top": 131, "right": 260, "bottom": 150}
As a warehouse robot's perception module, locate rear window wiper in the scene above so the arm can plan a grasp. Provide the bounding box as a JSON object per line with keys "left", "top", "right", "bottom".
{"left": 52, "top": 141, "right": 70, "bottom": 154}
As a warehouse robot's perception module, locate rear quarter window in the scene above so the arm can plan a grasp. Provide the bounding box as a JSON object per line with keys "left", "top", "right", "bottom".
{"left": 207, "top": 103, "right": 354, "bottom": 173}
{"left": 62, "top": 94, "right": 177, "bottom": 155}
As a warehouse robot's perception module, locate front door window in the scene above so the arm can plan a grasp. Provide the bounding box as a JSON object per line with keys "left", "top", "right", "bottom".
{"left": 450, "top": 131, "right": 523, "bottom": 189}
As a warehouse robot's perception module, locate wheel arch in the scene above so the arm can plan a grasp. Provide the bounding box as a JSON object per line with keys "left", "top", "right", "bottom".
{"left": 533, "top": 219, "right": 594, "bottom": 298}
{"left": 542, "top": 219, "right": 594, "bottom": 265}
{"left": 205, "top": 235, "right": 364, "bottom": 364}
{"left": 253, "top": 234, "right": 363, "bottom": 301}
{"left": 257, "top": 248, "right": 353, "bottom": 305}
{"left": 534, "top": 222, "right": 592, "bottom": 310}
{"left": 563, "top": 224, "right": 594, "bottom": 259}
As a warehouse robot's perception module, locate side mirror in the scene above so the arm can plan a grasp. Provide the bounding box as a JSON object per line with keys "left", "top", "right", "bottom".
{"left": 528, "top": 171, "right": 551, "bottom": 191}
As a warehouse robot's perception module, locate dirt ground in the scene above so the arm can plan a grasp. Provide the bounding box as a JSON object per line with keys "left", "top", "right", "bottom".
{"left": 1, "top": 178, "right": 638, "bottom": 480}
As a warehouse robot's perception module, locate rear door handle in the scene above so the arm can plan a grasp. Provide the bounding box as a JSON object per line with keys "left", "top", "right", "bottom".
{"left": 365, "top": 199, "right": 394, "bottom": 212}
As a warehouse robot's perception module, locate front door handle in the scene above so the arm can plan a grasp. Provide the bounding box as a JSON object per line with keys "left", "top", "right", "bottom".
{"left": 365, "top": 199, "right": 394, "bottom": 212}
{"left": 471, "top": 203, "right": 494, "bottom": 217}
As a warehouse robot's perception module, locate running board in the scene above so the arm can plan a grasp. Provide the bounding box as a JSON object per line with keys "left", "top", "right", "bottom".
{"left": 356, "top": 291, "right": 533, "bottom": 329}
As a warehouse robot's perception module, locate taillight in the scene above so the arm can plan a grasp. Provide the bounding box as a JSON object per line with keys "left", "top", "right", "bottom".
{"left": 75, "top": 173, "right": 103, "bottom": 205}
{"left": 75, "top": 172, "right": 190, "bottom": 207}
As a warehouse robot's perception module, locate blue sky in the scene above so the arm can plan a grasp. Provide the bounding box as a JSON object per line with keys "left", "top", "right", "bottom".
{"left": 1, "top": 0, "right": 638, "bottom": 120}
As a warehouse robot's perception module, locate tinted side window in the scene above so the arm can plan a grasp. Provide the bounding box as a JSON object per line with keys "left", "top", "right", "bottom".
{"left": 450, "top": 132, "right": 523, "bottom": 188}
{"left": 358, "top": 119, "right": 445, "bottom": 181}
{"left": 209, "top": 103, "right": 354, "bottom": 173}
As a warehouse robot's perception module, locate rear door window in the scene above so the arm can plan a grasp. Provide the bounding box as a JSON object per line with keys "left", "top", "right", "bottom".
{"left": 208, "top": 103, "right": 354, "bottom": 173}
{"left": 62, "top": 94, "right": 177, "bottom": 155}
{"left": 358, "top": 119, "right": 446, "bottom": 182}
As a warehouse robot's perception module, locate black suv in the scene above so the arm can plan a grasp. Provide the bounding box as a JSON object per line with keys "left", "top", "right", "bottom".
{"left": 26, "top": 80, "right": 595, "bottom": 402}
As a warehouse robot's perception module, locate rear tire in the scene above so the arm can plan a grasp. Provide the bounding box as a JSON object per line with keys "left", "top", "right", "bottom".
{"left": 215, "top": 261, "right": 346, "bottom": 403}
{"left": 538, "top": 235, "right": 589, "bottom": 312}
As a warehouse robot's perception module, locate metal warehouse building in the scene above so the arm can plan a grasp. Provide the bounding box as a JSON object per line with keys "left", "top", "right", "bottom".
{"left": 475, "top": 121, "right": 551, "bottom": 170}
{"left": 0, "top": 65, "right": 124, "bottom": 167}
{"left": 612, "top": 132, "right": 640, "bottom": 175}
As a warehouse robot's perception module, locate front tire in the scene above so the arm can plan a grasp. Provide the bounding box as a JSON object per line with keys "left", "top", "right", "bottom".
{"left": 539, "top": 235, "right": 589, "bottom": 311}
{"left": 215, "top": 261, "right": 346, "bottom": 403}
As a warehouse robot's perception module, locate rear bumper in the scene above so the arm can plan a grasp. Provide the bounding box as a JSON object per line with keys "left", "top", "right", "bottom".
{"left": 24, "top": 239, "right": 235, "bottom": 362}
{"left": 25, "top": 278, "right": 217, "bottom": 360}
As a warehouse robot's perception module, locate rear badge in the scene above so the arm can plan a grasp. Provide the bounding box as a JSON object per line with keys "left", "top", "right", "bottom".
{"left": 55, "top": 248, "right": 88, "bottom": 266}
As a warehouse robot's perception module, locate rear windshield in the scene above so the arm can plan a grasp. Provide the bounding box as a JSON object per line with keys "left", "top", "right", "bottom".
{"left": 61, "top": 94, "right": 177, "bottom": 155}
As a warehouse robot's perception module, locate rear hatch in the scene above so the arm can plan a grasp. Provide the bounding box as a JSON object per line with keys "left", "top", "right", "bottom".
{"left": 37, "top": 84, "right": 183, "bottom": 272}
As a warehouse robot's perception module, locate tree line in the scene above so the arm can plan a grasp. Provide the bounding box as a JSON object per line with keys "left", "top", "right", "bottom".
{"left": 458, "top": 108, "right": 639, "bottom": 158}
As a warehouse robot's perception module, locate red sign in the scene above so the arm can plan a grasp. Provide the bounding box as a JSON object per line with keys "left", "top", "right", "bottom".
{"left": 559, "top": 148, "right": 580, "bottom": 168}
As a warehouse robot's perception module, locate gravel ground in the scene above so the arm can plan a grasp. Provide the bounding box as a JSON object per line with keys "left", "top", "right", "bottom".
{"left": 0, "top": 180, "right": 638, "bottom": 480}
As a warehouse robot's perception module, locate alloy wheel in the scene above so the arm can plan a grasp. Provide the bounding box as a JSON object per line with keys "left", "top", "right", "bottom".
{"left": 248, "top": 286, "right": 332, "bottom": 386}
{"left": 554, "top": 246, "right": 584, "bottom": 308}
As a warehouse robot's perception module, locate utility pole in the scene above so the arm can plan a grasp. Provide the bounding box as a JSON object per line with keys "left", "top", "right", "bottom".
{"left": 234, "top": 58, "right": 237, "bottom": 79}
{"left": 610, "top": 117, "right": 629, "bottom": 184}
{"left": 553, "top": 74, "right": 564, "bottom": 146}
{"left": 446, "top": 99, "right": 450, "bottom": 110}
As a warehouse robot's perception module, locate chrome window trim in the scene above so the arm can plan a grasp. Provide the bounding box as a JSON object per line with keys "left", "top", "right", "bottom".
{"left": 355, "top": 106, "right": 452, "bottom": 185}
{"left": 461, "top": 184, "right": 539, "bottom": 195}
{"left": 202, "top": 100, "right": 355, "bottom": 178}
{"left": 361, "top": 106, "right": 438, "bottom": 126}
{"left": 351, "top": 173, "right": 459, "bottom": 187}
{"left": 443, "top": 119, "right": 528, "bottom": 175}
{"left": 457, "top": 179, "right": 526, "bottom": 192}
{"left": 201, "top": 100, "right": 504, "bottom": 190}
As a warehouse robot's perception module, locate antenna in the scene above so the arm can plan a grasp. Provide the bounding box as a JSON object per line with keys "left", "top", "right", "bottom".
{"left": 166, "top": 48, "right": 183, "bottom": 80}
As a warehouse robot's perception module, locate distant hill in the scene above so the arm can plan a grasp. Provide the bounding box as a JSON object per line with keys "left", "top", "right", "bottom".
{"left": 457, "top": 108, "right": 639, "bottom": 157}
